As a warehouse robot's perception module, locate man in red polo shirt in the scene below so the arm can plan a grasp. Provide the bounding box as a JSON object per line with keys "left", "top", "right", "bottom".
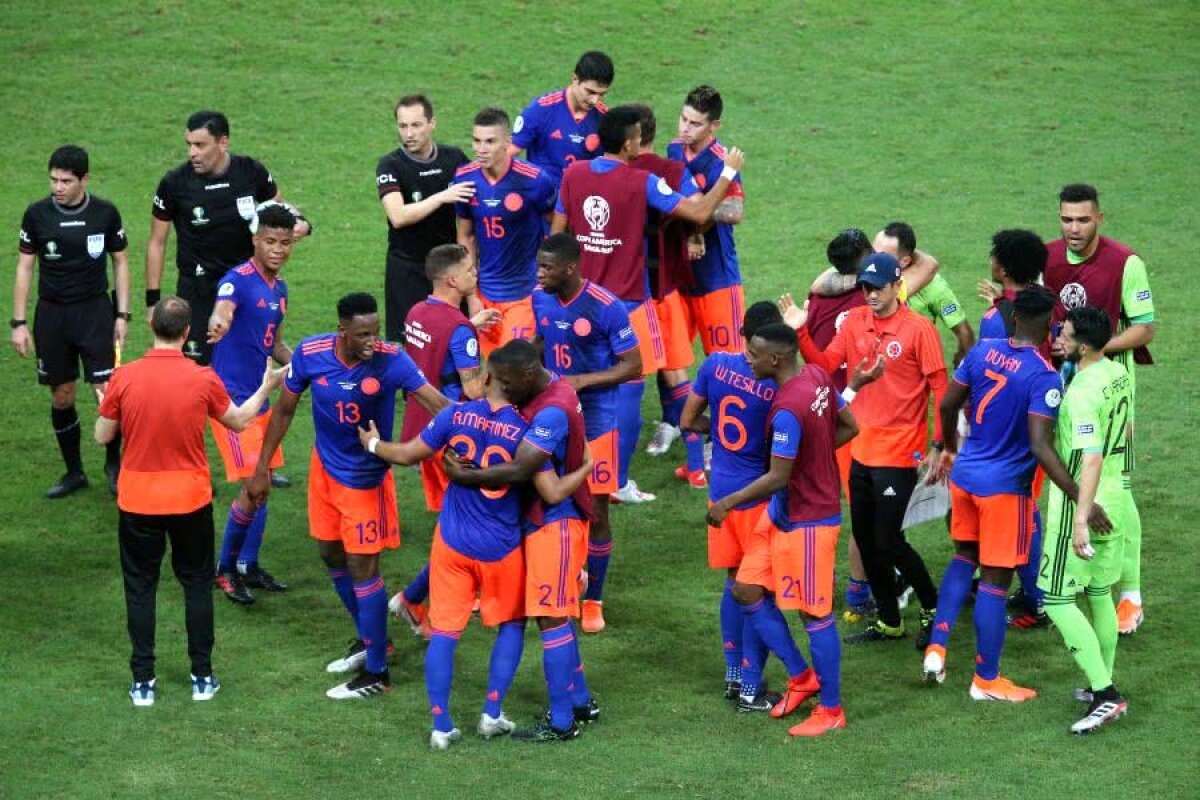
{"left": 788, "top": 252, "right": 947, "bottom": 648}
{"left": 96, "top": 296, "right": 284, "bottom": 707}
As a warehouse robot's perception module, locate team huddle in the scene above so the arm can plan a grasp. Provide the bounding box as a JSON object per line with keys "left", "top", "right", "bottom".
{"left": 11, "top": 50, "right": 1156, "bottom": 745}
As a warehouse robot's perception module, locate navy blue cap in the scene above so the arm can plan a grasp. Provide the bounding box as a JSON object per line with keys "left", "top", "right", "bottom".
{"left": 857, "top": 252, "right": 902, "bottom": 288}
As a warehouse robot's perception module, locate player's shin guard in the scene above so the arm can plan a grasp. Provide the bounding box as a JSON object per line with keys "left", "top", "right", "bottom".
{"left": 743, "top": 596, "right": 810, "bottom": 678}
{"left": 219, "top": 502, "right": 255, "bottom": 573}
{"left": 684, "top": 432, "right": 706, "bottom": 473}
{"left": 663, "top": 379, "right": 691, "bottom": 428}
{"left": 236, "top": 502, "right": 267, "bottom": 571}
{"left": 566, "top": 620, "right": 592, "bottom": 706}
{"left": 720, "top": 579, "right": 744, "bottom": 682}
{"left": 973, "top": 583, "right": 1008, "bottom": 680}
{"left": 739, "top": 613, "right": 766, "bottom": 699}
{"left": 541, "top": 623, "right": 576, "bottom": 730}
{"left": 328, "top": 568, "right": 362, "bottom": 637}
{"left": 1085, "top": 586, "right": 1119, "bottom": 676}
{"left": 426, "top": 631, "right": 461, "bottom": 732}
{"left": 353, "top": 577, "right": 389, "bottom": 673}
{"left": 929, "top": 554, "right": 977, "bottom": 650}
{"left": 1016, "top": 510, "right": 1045, "bottom": 608}
{"left": 584, "top": 540, "right": 612, "bottom": 602}
{"left": 805, "top": 616, "right": 841, "bottom": 709}
{"left": 1120, "top": 507, "right": 1142, "bottom": 596}
{"left": 51, "top": 405, "right": 83, "bottom": 475}
{"left": 616, "top": 380, "right": 645, "bottom": 487}
{"left": 1044, "top": 594, "right": 1111, "bottom": 690}
{"left": 483, "top": 620, "right": 526, "bottom": 718}
{"left": 403, "top": 563, "right": 431, "bottom": 605}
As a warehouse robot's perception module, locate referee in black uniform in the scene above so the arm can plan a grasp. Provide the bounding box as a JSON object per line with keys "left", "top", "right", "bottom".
{"left": 145, "top": 110, "right": 310, "bottom": 366}
{"left": 11, "top": 145, "right": 130, "bottom": 498}
{"left": 376, "top": 94, "right": 471, "bottom": 339}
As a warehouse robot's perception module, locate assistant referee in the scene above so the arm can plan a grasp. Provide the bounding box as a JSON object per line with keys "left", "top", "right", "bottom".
{"left": 96, "top": 296, "right": 285, "bottom": 707}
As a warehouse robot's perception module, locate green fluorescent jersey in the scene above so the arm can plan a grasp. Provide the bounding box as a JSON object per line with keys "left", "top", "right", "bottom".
{"left": 1055, "top": 358, "right": 1134, "bottom": 498}
{"left": 908, "top": 273, "right": 966, "bottom": 329}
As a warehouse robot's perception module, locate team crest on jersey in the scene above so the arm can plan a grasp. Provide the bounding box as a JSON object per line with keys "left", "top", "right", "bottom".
{"left": 1060, "top": 282, "right": 1087, "bottom": 310}
{"left": 191, "top": 207, "right": 209, "bottom": 226}
{"left": 573, "top": 318, "right": 592, "bottom": 337}
{"left": 43, "top": 241, "right": 61, "bottom": 260}
{"left": 886, "top": 341, "right": 903, "bottom": 359}
{"left": 1045, "top": 388, "right": 1062, "bottom": 408}
{"left": 585, "top": 134, "right": 600, "bottom": 152}
{"left": 504, "top": 192, "right": 524, "bottom": 212}
{"left": 87, "top": 234, "right": 105, "bottom": 258}
{"left": 360, "top": 377, "right": 381, "bottom": 396}
{"left": 236, "top": 196, "right": 256, "bottom": 220}
{"left": 583, "top": 195, "right": 610, "bottom": 231}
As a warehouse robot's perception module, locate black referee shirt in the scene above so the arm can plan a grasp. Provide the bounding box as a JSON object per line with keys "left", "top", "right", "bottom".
{"left": 152, "top": 154, "right": 276, "bottom": 279}
{"left": 20, "top": 194, "right": 128, "bottom": 304}
{"left": 375, "top": 143, "right": 468, "bottom": 263}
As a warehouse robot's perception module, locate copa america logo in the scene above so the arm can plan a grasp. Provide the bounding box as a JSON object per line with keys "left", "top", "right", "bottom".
{"left": 583, "top": 195, "right": 610, "bottom": 231}
{"left": 1060, "top": 282, "right": 1087, "bottom": 310}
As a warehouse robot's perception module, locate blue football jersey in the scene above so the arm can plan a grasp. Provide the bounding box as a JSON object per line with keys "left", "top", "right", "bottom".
{"left": 420, "top": 398, "right": 528, "bottom": 561}
{"left": 690, "top": 351, "right": 777, "bottom": 509}
{"left": 512, "top": 89, "right": 605, "bottom": 186}
{"left": 212, "top": 260, "right": 287, "bottom": 406}
{"left": 532, "top": 282, "right": 638, "bottom": 438}
{"left": 666, "top": 137, "right": 743, "bottom": 296}
{"left": 950, "top": 339, "right": 1063, "bottom": 496}
{"left": 522, "top": 402, "right": 585, "bottom": 527}
{"left": 285, "top": 335, "right": 429, "bottom": 489}
{"left": 453, "top": 159, "right": 557, "bottom": 302}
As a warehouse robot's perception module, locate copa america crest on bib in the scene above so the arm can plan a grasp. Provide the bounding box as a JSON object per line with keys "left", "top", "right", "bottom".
{"left": 583, "top": 195, "right": 610, "bottom": 231}
{"left": 1060, "top": 282, "right": 1087, "bottom": 309}
{"left": 237, "top": 195, "right": 256, "bottom": 220}
{"left": 87, "top": 234, "right": 105, "bottom": 258}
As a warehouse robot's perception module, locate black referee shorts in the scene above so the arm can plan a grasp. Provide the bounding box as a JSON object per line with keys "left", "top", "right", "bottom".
{"left": 176, "top": 270, "right": 222, "bottom": 365}
{"left": 34, "top": 294, "right": 115, "bottom": 386}
{"left": 385, "top": 254, "right": 432, "bottom": 342}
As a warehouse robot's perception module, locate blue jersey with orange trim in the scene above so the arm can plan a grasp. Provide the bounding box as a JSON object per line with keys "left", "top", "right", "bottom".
{"left": 522, "top": 402, "right": 585, "bottom": 527}
{"left": 691, "top": 351, "right": 777, "bottom": 509}
{"left": 951, "top": 338, "right": 1063, "bottom": 496}
{"left": 666, "top": 137, "right": 743, "bottom": 296}
{"left": 767, "top": 401, "right": 846, "bottom": 531}
{"left": 513, "top": 89, "right": 605, "bottom": 186}
{"left": 453, "top": 158, "right": 557, "bottom": 302}
{"left": 212, "top": 260, "right": 287, "bottom": 407}
{"left": 978, "top": 305, "right": 1008, "bottom": 340}
{"left": 286, "top": 335, "right": 429, "bottom": 489}
{"left": 533, "top": 282, "right": 638, "bottom": 438}
{"left": 420, "top": 399, "right": 528, "bottom": 561}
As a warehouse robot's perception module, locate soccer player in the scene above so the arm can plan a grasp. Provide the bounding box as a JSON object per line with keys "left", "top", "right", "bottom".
{"left": 552, "top": 105, "right": 744, "bottom": 503}
{"left": 977, "top": 229, "right": 1053, "bottom": 629}
{"left": 532, "top": 234, "right": 641, "bottom": 634}
{"left": 12, "top": 145, "right": 130, "bottom": 498}
{"left": 358, "top": 342, "right": 587, "bottom": 749}
{"left": 510, "top": 51, "right": 613, "bottom": 186}
{"left": 1043, "top": 184, "right": 1155, "bottom": 634}
{"left": 146, "top": 110, "right": 310, "bottom": 366}
{"left": 1039, "top": 306, "right": 1135, "bottom": 734}
{"left": 707, "top": 323, "right": 860, "bottom": 736}
{"left": 376, "top": 94, "right": 472, "bottom": 338}
{"left": 207, "top": 203, "right": 298, "bottom": 605}
{"left": 803, "top": 230, "right": 873, "bottom": 620}
{"left": 454, "top": 107, "right": 557, "bottom": 356}
{"left": 667, "top": 85, "right": 747, "bottom": 356}
{"left": 246, "top": 293, "right": 448, "bottom": 699}
{"left": 787, "top": 253, "right": 946, "bottom": 647}
{"left": 921, "top": 287, "right": 1071, "bottom": 701}
{"left": 628, "top": 103, "right": 707, "bottom": 487}
{"left": 388, "top": 243, "right": 490, "bottom": 636}
{"left": 439, "top": 340, "right": 598, "bottom": 742}
{"left": 873, "top": 223, "right": 975, "bottom": 366}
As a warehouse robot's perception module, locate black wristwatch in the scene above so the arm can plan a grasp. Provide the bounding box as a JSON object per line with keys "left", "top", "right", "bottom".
{"left": 9, "top": 318, "right": 26, "bottom": 329}
{"left": 115, "top": 311, "right": 132, "bottom": 322}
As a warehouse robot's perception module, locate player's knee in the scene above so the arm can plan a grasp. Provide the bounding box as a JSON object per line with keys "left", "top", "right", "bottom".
{"left": 317, "top": 541, "right": 346, "bottom": 569}
{"left": 954, "top": 541, "right": 979, "bottom": 563}
{"left": 536, "top": 616, "right": 569, "bottom": 631}
{"left": 731, "top": 581, "right": 762, "bottom": 606}
{"left": 979, "top": 566, "right": 1013, "bottom": 588}
{"left": 346, "top": 553, "right": 379, "bottom": 583}
{"left": 50, "top": 382, "right": 76, "bottom": 408}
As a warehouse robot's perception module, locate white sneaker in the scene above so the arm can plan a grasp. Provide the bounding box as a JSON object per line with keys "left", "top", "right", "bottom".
{"left": 645, "top": 422, "right": 681, "bottom": 456}
{"left": 613, "top": 479, "right": 656, "bottom": 504}
{"left": 191, "top": 674, "right": 221, "bottom": 701}
{"left": 130, "top": 678, "right": 156, "bottom": 707}
{"left": 1070, "top": 697, "right": 1127, "bottom": 734}
{"left": 326, "top": 639, "right": 368, "bottom": 674}
{"left": 921, "top": 649, "right": 946, "bottom": 684}
{"left": 430, "top": 727, "right": 463, "bottom": 750}
{"left": 477, "top": 712, "right": 516, "bottom": 739}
